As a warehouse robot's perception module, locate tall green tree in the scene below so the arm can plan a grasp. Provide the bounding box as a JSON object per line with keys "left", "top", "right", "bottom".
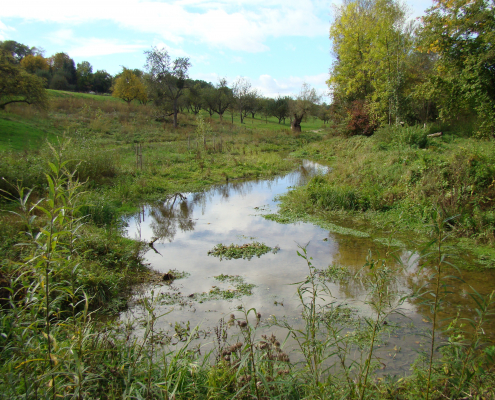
{"left": 328, "top": 0, "right": 413, "bottom": 129}
{"left": 144, "top": 47, "right": 191, "bottom": 129}
{"left": 419, "top": 0, "right": 495, "bottom": 136}
{"left": 92, "top": 70, "right": 112, "bottom": 93}
{"left": 49, "top": 52, "right": 77, "bottom": 89}
{"left": 76, "top": 61, "right": 94, "bottom": 92}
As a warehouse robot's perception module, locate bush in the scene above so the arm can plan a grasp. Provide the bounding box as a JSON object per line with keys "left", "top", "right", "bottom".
{"left": 346, "top": 100, "right": 378, "bottom": 137}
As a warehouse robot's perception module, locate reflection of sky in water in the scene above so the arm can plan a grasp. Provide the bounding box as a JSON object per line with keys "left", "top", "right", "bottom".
{"left": 124, "top": 160, "right": 495, "bottom": 374}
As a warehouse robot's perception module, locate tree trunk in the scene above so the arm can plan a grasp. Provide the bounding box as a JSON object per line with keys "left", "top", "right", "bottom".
{"left": 291, "top": 115, "right": 302, "bottom": 132}
{"left": 173, "top": 98, "right": 178, "bottom": 129}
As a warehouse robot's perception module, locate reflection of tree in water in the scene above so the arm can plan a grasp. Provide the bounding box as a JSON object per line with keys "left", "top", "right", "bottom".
{"left": 149, "top": 195, "right": 196, "bottom": 243}
{"left": 147, "top": 161, "right": 327, "bottom": 243}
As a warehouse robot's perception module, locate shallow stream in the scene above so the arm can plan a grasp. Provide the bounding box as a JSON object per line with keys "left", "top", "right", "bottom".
{"left": 123, "top": 160, "right": 495, "bottom": 375}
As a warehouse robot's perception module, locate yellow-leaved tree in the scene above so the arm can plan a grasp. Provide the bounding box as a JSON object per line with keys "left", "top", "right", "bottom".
{"left": 112, "top": 68, "right": 147, "bottom": 104}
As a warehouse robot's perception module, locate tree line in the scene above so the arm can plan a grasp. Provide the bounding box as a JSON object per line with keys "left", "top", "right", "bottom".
{"left": 0, "top": 41, "right": 330, "bottom": 131}
{"left": 329, "top": 0, "right": 495, "bottom": 137}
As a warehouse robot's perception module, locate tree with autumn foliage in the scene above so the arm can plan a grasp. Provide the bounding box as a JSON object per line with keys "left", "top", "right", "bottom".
{"left": 112, "top": 68, "right": 147, "bottom": 104}
{"left": 328, "top": 0, "right": 414, "bottom": 132}
{"left": 20, "top": 54, "right": 49, "bottom": 74}
{"left": 419, "top": 0, "right": 495, "bottom": 136}
{"left": 0, "top": 50, "right": 47, "bottom": 110}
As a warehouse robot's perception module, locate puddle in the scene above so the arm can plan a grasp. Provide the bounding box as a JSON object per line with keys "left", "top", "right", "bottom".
{"left": 123, "top": 160, "right": 495, "bottom": 375}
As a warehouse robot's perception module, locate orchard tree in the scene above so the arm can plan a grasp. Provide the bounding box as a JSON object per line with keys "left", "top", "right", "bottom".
{"left": 203, "top": 78, "right": 232, "bottom": 121}
{"left": 318, "top": 103, "right": 332, "bottom": 125}
{"left": 0, "top": 51, "right": 47, "bottom": 109}
{"left": 185, "top": 83, "right": 205, "bottom": 115}
{"left": 290, "top": 83, "right": 320, "bottom": 132}
{"left": 268, "top": 95, "right": 290, "bottom": 124}
{"left": 145, "top": 47, "right": 191, "bottom": 128}
{"left": 112, "top": 68, "right": 147, "bottom": 104}
{"left": 233, "top": 77, "right": 252, "bottom": 124}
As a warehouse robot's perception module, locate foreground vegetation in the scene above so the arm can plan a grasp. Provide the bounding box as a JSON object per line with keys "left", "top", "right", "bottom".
{"left": 1, "top": 91, "right": 495, "bottom": 398}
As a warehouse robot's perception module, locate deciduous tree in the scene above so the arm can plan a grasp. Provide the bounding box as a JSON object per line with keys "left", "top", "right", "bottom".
{"left": 92, "top": 70, "right": 112, "bottom": 93}
{"left": 0, "top": 51, "right": 47, "bottom": 109}
{"left": 112, "top": 68, "right": 147, "bottom": 104}
{"left": 20, "top": 54, "right": 49, "bottom": 74}
{"left": 419, "top": 0, "right": 495, "bottom": 136}
{"left": 144, "top": 47, "right": 191, "bottom": 128}
{"left": 76, "top": 61, "right": 94, "bottom": 92}
{"left": 290, "top": 83, "right": 320, "bottom": 132}
{"left": 232, "top": 77, "right": 252, "bottom": 124}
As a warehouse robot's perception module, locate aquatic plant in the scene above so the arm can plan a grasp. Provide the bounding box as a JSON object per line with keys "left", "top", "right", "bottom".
{"left": 207, "top": 242, "right": 272, "bottom": 260}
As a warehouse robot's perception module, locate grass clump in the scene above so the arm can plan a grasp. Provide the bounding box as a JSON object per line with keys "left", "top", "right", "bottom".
{"left": 208, "top": 242, "right": 272, "bottom": 260}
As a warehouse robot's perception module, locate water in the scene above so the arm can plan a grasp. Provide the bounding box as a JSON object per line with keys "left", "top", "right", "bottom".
{"left": 123, "top": 160, "right": 495, "bottom": 375}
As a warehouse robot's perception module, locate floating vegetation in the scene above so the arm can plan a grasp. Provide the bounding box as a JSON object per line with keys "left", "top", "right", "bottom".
{"left": 158, "top": 275, "right": 256, "bottom": 305}
{"left": 208, "top": 242, "right": 272, "bottom": 260}
{"left": 317, "top": 264, "right": 351, "bottom": 282}
{"left": 162, "top": 269, "right": 190, "bottom": 281}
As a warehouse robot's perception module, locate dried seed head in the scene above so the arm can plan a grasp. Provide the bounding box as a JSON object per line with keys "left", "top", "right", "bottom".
{"left": 258, "top": 341, "right": 268, "bottom": 350}
{"left": 273, "top": 340, "right": 281, "bottom": 348}
{"left": 222, "top": 349, "right": 231, "bottom": 357}
{"left": 224, "top": 355, "right": 230, "bottom": 362}
{"left": 256, "top": 312, "right": 261, "bottom": 319}
{"left": 277, "top": 352, "right": 290, "bottom": 362}
{"left": 236, "top": 341, "right": 243, "bottom": 349}
{"left": 229, "top": 314, "right": 235, "bottom": 320}
{"left": 238, "top": 321, "right": 248, "bottom": 328}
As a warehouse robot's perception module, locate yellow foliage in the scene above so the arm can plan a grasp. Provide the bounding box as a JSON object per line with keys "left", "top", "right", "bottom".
{"left": 112, "top": 69, "right": 147, "bottom": 104}
{"left": 20, "top": 55, "right": 49, "bottom": 74}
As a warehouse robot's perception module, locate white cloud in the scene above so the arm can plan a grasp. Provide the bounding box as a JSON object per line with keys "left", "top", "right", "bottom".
{"left": 1, "top": 0, "right": 329, "bottom": 52}
{"left": 45, "top": 29, "right": 148, "bottom": 58}
{"left": 70, "top": 39, "right": 148, "bottom": 57}
{"left": 0, "top": 19, "right": 15, "bottom": 41}
{"left": 253, "top": 73, "right": 329, "bottom": 98}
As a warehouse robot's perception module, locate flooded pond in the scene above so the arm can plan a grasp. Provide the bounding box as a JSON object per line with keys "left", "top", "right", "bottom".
{"left": 123, "top": 160, "right": 495, "bottom": 375}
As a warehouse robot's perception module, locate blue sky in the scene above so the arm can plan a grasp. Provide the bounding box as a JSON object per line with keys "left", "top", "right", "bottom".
{"left": 0, "top": 0, "right": 434, "bottom": 100}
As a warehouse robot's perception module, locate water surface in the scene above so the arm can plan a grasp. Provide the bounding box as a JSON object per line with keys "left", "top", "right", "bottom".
{"left": 123, "top": 160, "right": 495, "bottom": 375}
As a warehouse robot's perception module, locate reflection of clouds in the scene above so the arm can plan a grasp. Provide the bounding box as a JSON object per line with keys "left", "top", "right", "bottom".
{"left": 126, "top": 162, "right": 331, "bottom": 244}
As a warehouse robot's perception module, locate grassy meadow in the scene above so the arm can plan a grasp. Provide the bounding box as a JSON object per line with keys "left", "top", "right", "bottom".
{"left": 1, "top": 93, "right": 495, "bottom": 399}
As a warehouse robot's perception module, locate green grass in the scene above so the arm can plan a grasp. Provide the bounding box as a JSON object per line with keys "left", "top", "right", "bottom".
{"left": 0, "top": 117, "right": 58, "bottom": 151}
{"left": 46, "top": 89, "right": 124, "bottom": 102}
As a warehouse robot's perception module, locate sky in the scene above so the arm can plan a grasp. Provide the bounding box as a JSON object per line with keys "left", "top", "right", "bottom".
{"left": 0, "top": 0, "right": 434, "bottom": 100}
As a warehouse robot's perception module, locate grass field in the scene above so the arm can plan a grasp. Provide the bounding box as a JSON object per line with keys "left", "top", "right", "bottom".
{"left": 0, "top": 117, "right": 58, "bottom": 151}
